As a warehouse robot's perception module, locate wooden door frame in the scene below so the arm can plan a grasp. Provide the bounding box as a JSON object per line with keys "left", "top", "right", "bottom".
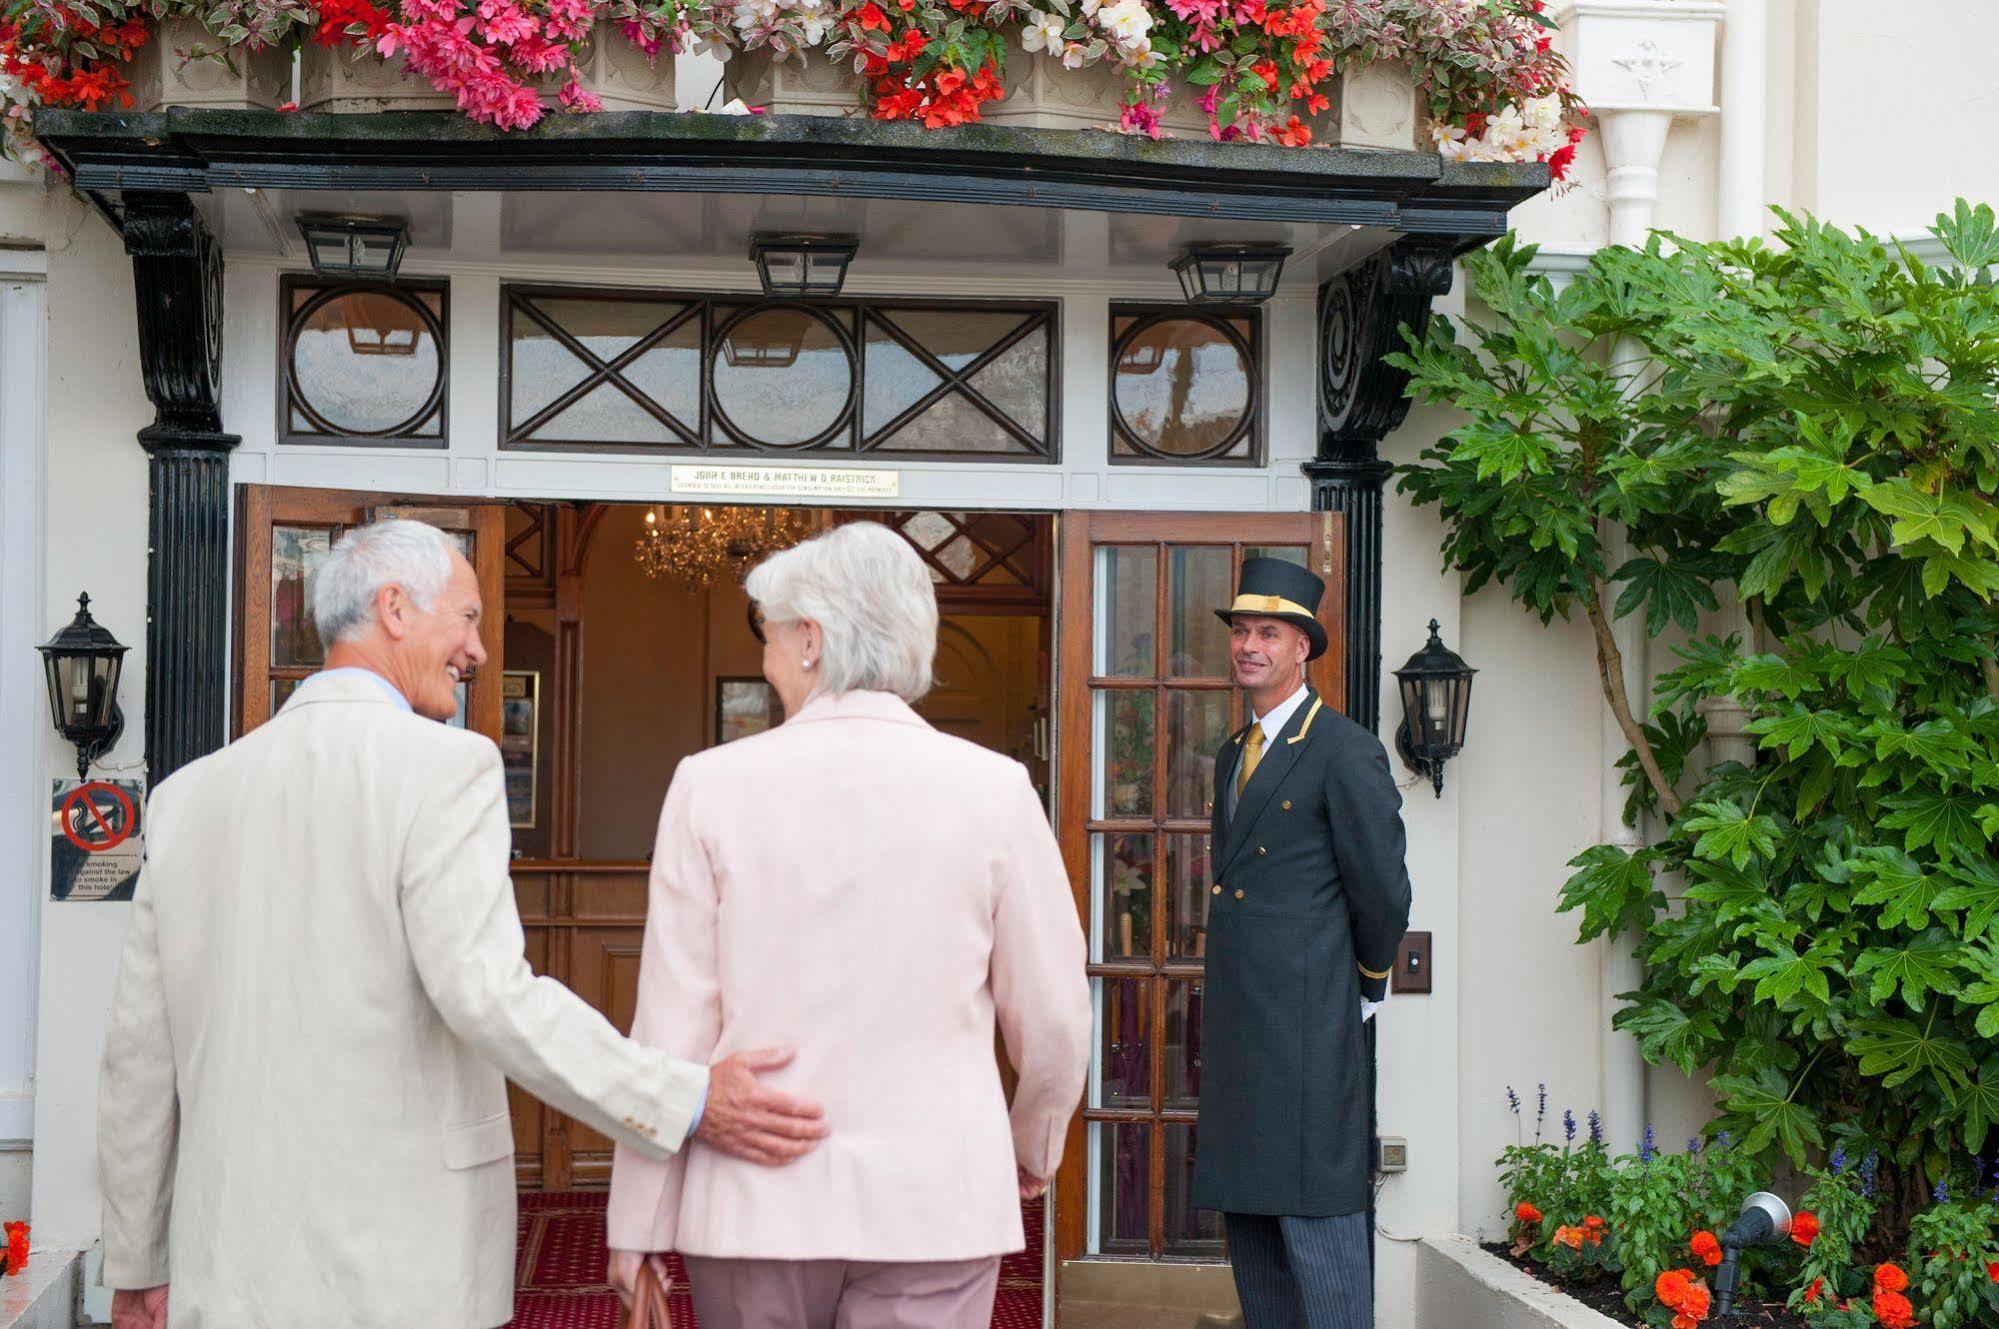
{"left": 233, "top": 484, "right": 507, "bottom": 740}
{"left": 1050, "top": 509, "right": 1346, "bottom": 1270}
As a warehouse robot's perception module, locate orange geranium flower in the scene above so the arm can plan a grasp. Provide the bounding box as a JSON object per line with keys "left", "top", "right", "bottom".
{"left": 1791, "top": 1210, "right": 1819, "bottom": 1247}
{"left": 1553, "top": 1225, "right": 1583, "bottom": 1250}
{"left": 1656, "top": 1268, "right": 1693, "bottom": 1307}
{"left": 1515, "top": 1202, "right": 1542, "bottom": 1225}
{"left": 1872, "top": 1289, "right": 1916, "bottom": 1329}
{"left": 1, "top": 1220, "right": 26, "bottom": 1277}
{"left": 1874, "top": 1263, "right": 1910, "bottom": 1294}
{"left": 1690, "top": 1230, "right": 1721, "bottom": 1266}
{"left": 1582, "top": 1215, "right": 1605, "bottom": 1246}
{"left": 1678, "top": 1280, "right": 1712, "bottom": 1323}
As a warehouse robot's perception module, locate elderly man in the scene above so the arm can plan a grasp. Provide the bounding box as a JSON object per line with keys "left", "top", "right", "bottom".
{"left": 1193, "top": 557, "right": 1413, "bottom": 1329}
{"left": 98, "top": 519, "right": 828, "bottom": 1329}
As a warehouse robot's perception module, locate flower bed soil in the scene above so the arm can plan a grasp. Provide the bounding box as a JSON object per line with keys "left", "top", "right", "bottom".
{"left": 1482, "top": 1242, "right": 1811, "bottom": 1329}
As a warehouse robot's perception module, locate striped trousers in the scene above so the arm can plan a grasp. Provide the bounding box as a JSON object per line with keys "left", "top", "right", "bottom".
{"left": 1223, "top": 1211, "right": 1371, "bottom": 1329}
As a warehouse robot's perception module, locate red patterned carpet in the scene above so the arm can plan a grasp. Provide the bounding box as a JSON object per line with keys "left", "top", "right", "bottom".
{"left": 508, "top": 1191, "right": 1045, "bottom": 1329}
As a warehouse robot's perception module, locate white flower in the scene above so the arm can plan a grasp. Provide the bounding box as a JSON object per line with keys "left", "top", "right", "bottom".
{"left": 1098, "top": 0, "right": 1151, "bottom": 44}
{"left": 1023, "top": 11, "right": 1068, "bottom": 53}
{"left": 1061, "top": 39, "right": 1090, "bottom": 67}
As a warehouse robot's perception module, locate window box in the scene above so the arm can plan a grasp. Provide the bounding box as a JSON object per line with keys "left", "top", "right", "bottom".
{"left": 129, "top": 18, "right": 291, "bottom": 112}
{"left": 299, "top": 32, "right": 673, "bottom": 114}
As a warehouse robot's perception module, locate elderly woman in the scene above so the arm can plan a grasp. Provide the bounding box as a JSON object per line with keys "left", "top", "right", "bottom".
{"left": 605, "top": 521, "right": 1092, "bottom": 1329}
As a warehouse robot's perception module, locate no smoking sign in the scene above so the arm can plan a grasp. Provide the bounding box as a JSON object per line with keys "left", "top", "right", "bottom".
{"left": 50, "top": 778, "right": 144, "bottom": 902}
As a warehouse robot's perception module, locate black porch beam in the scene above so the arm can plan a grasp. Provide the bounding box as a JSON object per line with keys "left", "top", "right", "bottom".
{"left": 123, "top": 190, "right": 239, "bottom": 786}
{"left": 35, "top": 108, "right": 1546, "bottom": 233}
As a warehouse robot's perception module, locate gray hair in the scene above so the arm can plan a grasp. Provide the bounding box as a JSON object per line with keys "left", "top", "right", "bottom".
{"left": 744, "top": 522, "right": 937, "bottom": 702}
{"left": 312, "top": 519, "right": 456, "bottom": 646}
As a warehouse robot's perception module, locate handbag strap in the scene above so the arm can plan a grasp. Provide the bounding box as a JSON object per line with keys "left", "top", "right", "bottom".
{"left": 625, "top": 1254, "right": 677, "bottom": 1329}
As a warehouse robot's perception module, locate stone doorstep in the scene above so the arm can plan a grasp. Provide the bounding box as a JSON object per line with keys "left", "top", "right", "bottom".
{"left": 1415, "top": 1235, "right": 1624, "bottom": 1329}
{"left": 0, "top": 1248, "right": 81, "bottom": 1329}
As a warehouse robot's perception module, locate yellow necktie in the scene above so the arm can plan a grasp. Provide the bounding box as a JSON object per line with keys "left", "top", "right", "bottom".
{"left": 1237, "top": 724, "right": 1266, "bottom": 797}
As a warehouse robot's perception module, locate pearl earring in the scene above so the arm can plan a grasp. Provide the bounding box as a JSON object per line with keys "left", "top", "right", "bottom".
{"left": 803, "top": 657, "right": 814, "bottom": 670}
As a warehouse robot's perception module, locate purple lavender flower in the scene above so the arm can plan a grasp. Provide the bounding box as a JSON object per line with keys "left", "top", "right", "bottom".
{"left": 1829, "top": 1146, "right": 1847, "bottom": 1176}
{"left": 1640, "top": 1123, "right": 1657, "bottom": 1164}
{"left": 1687, "top": 1136, "right": 1703, "bottom": 1155}
{"left": 1588, "top": 1110, "right": 1604, "bottom": 1147}
{"left": 1506, "top": 1085, "right": 1521, "bottom": 1115}
{"left": 1933, "top": 1178, "right": 1950, "bottom": 1204}
{"left": 1860, "top": 1151, "right": 1880, "bottom": 1199}
{"left": 1537, "top": 1083, "right": 1548, "bottom": 1122}
{"left": 1715, "top": 1129, "right": 1733, "bottom": 1150}
{"left": 1564, "top": 1110, "right": 1577, "bottom": 1145}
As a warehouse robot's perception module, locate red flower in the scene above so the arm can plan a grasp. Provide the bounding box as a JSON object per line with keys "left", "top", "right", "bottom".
{"left": 1986, "top": 1261, "right": 1999, "bottom": 1284}
{"left": 1874, "top": 1263, "right": 1909, "bottom": 1294}
{"left": 1872, "top": 1289, "right": 1916, "bottom": 1329}
{"left": 2, "top": 1220, "right": 27, "bottom": 1277}
{"left": 1689, "top": 1231, "right": 1721, "bottom": 1267}
{"left": 1803, "top": 1277, "right": 1824, "bottom": 1306}
{"left": 1514, "top": 1202, "right": 1542, "bottom": 1225}
{"left": 855, "top": 2, "right": 889, "bottom": 30}
{"left": 1790, "top": 1211, "right": 1819, "bottom": 1248}
{"left": 1656, "top": 1268, "right": 1693, "bottom": 1308}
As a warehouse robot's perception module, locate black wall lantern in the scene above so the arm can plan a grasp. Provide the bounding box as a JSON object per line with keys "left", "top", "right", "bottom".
{"left": 297, "top": 214, "right": 411, "bottom": 281}
{"left": 1393, "top": 619, "right": 1475, "bottom": 797}
{"left": 39, "top": 593, "right": 128, "bottom": 783}
{"left": 749, "top": 234, "right": 859, "bottom": 298}
{"left": 1171, "top": 243, "right": 1292, "bottom": 305}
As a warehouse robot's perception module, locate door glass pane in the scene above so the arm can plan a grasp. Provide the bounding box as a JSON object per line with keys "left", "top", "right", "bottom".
{"left": 1094, "top": 1121, "right": 1152, "bottom": 1254}
{"left": 1092, "top": 547, "right": 1156, "bottom": 677}
{"left": 1099, "top": 977, "right": 1152, "bottom": 1109}
{"left": 1167, "top": 546, "right": 1233, "bottom": 678}
{"left": 272, "top": 525, "right": 333, "bottom": 667}
{"left": 1165, "top": 833, "right": 1213, "bottom": 959}
{"left": 1164, "top": 689, "right": 1230, "bottom": 820}
{"left": 1163, "top": 1124, "right": 1227, "bottom": 1256}
{"left": 1096, "top": 833, "right": 1153, "bottom": 963}
{"left": 271, "top": 678, "right": 301, "bottom": 712}
{"left": 1246, "top": 545, "right": 1307, "bottom": 566}
{"left": 1097, "top": 690, "right": 1155, "bottom": 818}
{"left": 1164, "top": 980, "right": 1203, "bottom": 1107}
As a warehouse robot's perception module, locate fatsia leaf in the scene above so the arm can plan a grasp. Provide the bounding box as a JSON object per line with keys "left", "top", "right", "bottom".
{"left": 1612, "top": 555, "right": 1719, "bottom": 636}
{"left": 1953, "top": 1060, "right": 1999, "bottom": 1154}
{"left": 1850, "top": 847, "right": 1953, "bottom": 931}
{"left": 1558, "top": 844, "right": 1664, "bottom": 940}
{"left": 1712, "top": 1068, "right": 1824, "bottom": 1166}
{"left": 1850, "top": 1016, "right": 1977, "bottom": 1092}
{"left": 1880, "top": 790, "right": 1988, "bottom": 859}
{"left": 1738, "top": 942, "right": 1839, "bottom": 1008}
{"left": 1684, "top": 799, "right": 1782, "bottom": 869}
{"left": 1613, "top": 998, "right": 1722, "bottom": 1076}
{"left": 1850, "top": 930, "right": 1968, "bottom": 1012}
{"left": 1934, "top": 855, "right": 1999, "bottom": 940}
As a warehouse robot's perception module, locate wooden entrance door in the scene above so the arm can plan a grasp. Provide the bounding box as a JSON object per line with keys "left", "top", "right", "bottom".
{"left": 1051, "top": 512, "right": 1343, "bottom": 1280}
{"left": 233, "top": 485, "right": 506, "bottom": 739}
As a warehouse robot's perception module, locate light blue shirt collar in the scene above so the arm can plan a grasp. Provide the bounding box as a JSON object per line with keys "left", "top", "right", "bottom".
{"left": 316, "top": 666, "right": 413, "bottom": 713}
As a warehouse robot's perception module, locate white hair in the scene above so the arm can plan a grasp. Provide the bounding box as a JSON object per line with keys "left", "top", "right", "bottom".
{"left": 312, "top": 519, "right": 457, "bottom": 646}
{"left": 744, "top": 522, "right": 937, "bottom": 702}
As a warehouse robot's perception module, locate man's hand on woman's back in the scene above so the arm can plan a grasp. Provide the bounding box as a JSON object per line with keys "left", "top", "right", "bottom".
{"left": 695, "top": 1047, "right": 830, "bottom": 1165}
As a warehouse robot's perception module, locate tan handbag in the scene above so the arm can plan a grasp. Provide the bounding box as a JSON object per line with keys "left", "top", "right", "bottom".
{"left": 624, "top": 1254, "right": 679, "bottom": 1329}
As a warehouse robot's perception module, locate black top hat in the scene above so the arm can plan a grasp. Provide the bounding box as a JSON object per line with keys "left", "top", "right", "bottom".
{"left": 1216, "top": 557, "right": 1329, "bottom": 660}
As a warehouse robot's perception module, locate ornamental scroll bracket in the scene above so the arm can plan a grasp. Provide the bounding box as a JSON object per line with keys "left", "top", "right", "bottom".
{"left": 1315, "top": 238, "right": 1456, "bottom": 463}
{"left": 120, "top": 190, "right": 240, "bottom": 787}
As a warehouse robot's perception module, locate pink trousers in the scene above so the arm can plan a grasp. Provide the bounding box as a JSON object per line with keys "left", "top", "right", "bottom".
{"left": 680, "top": 1254, "right": 1002, "bottom": 1329}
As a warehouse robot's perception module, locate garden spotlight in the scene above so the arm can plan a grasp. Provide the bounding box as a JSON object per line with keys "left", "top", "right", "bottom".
{"left": 1713, "top": 1191, "right": 1792, "bottom": 1317}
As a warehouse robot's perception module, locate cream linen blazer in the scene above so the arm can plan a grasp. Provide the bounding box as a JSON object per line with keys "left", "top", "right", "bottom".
{"left": 607, "top": 689, "right": 1091, "bottom": 1262}
{"left": 97, "top": 672, "right": 709, "bottom": 1328}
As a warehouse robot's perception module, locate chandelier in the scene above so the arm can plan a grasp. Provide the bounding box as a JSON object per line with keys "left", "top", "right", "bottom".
{"left": 634, "top": 505, "right": 812, "bottom": 589}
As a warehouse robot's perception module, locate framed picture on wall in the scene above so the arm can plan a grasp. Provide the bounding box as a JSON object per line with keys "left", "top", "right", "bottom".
{"left": 501, "top": 670, "right": 538, "bottom": 828}
{"left": 716, "top": 677, "right": 782, "bottom": 745}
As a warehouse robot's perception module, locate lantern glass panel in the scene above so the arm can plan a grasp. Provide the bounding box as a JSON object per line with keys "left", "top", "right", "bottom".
{"left": 1397, "top": 675, "right": 1424, "bottom": 751}
{"left": 760, "top": 250, "right": 806, "bottom": 292}
{"left": 308, "top": 232, "right": 353, "bottom": 273}
{"left": 354, "top": 231, "right": 401, "bottom": 273}
{"left": 49, "top": 653, "right": 119, "bottom": 730}
{"left": 805, "top": 251, "right": 848, "bottom": 292}
{"left": 1449, "top": 673, "right": 1473, "bottom": 749}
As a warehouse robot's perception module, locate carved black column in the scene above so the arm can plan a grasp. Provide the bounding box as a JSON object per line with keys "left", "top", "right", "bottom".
{"left": 1307, "top": 238, "right": 1454, "bottom": 1298}
{"left": 1306, "top": 239, "right": 1455, "bottom": 732}
{"left": 123, "top": 192, "right": 239, "bottom": 786}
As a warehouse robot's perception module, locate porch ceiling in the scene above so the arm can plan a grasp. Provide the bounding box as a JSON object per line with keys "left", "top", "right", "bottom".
{"left": 34, "top": 108, "right": 1546, "bottom": 272}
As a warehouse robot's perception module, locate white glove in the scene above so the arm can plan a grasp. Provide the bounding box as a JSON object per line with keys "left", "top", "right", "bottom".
{"left": 1361, "top": 998, "right": 1384, "bottom": 1023}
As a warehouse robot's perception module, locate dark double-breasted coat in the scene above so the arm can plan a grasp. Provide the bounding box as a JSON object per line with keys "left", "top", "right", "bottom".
{"left": 1190, "top": 689, "right": 1414, "bottom": 1218}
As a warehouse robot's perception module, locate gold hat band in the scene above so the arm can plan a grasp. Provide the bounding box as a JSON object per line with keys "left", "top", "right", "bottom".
{"left": 1227, "top": 593, "right": 1316, "bottom": 620}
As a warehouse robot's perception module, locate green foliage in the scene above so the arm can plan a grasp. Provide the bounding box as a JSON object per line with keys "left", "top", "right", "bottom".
{"left": 1905, "top": 1184, "right": 1999, "bottom": 1329}
{"left": 1789, "top": 1158, "right": 1880, "bottom": 1314}
{"left": 1401, "top": 203, "right": 1999, "bottom": 1245}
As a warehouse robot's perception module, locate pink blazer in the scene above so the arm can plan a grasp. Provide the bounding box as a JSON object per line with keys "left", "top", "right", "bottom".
{"left": 605, "top": 689, "right": 1092, "bottom": 1262}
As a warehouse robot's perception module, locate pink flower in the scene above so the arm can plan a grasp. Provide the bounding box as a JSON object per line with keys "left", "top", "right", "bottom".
{"left": 620, "top": 18, "right": 662, "bottom": 56}
{"left": 557, "top": 77, "right": 601, "bottom": 111}
{"left": 476, "top": 0, "right": 534, "bottom": 45}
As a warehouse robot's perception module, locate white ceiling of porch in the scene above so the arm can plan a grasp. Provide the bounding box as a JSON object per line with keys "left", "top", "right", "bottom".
{"left": 197, "top": 187, "right": 1395, "bottom": 286}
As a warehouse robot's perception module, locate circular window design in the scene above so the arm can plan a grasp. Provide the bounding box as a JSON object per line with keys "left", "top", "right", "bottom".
{"left": 1110, "top": 313, "right": 1257, "bottom": 461}
{"left": 709, "top": 305, "right": 856, "bottom": 449}
{"left": 286, "top": 286, "right": 446, "bottom": 441}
